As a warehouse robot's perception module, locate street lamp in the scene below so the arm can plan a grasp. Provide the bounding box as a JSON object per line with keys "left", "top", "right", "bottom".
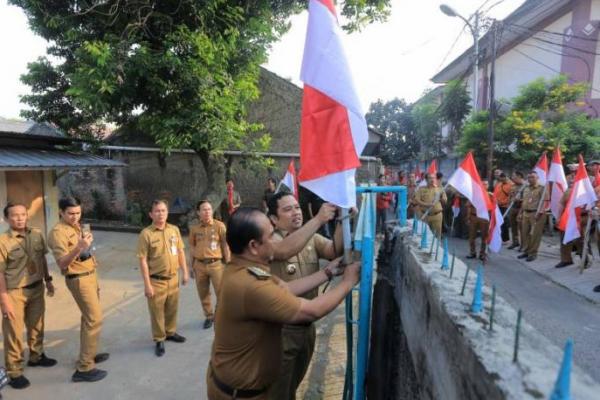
{"left": 440, "top": 4, "right": 480, "bottom": 110}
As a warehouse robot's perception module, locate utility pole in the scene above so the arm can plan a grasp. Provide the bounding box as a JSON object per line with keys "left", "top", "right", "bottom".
{"left": 487, "top": 21, "right": 501, "bottom": 191}
{"left": 473, "top": 11, "right": 480, "bottom": 111}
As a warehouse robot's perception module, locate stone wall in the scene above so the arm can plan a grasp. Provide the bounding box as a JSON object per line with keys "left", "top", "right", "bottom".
{"left": 373, "top": 224, "right": 600, "bottom": 399}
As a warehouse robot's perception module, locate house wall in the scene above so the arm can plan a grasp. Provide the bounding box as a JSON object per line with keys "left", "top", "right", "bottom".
{"left": 43, "top": 170, "right": 59, "bottom": 234}
{"left": 0, "top": 172, "right": 7, "bottom": 232}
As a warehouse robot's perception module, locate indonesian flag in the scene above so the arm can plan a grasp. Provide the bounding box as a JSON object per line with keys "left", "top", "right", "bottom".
{"left": 558, "top": 155, "right": 597, "bottom": 244}
{"left": 297, "top": 0, "right": 368, "bottom": 208}
{"left": 279, "top": 159, "right": 299, "bottom": 199}
{"left": 447, "top": 152, "right": 492, "bottom": 220}
{"left": 452, "top": 196, "right": 461, "bottom": 218}
{"left": 487, "top": 194, "right": 504, "bottom": 253}
{"left": 547, "top": 147, "right": 568, "bottom": 219}
{"left": 534, "top": 152, "right": 548, "bottom": 186}
{"left": 418, "top": 160, "right": 438, "bottom": 187}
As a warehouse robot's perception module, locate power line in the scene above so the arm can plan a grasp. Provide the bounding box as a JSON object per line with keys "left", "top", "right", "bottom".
{"left": 504, "top": 25, "right": 600, "bottom": 55}
{"left": 436, "top": 23, "right": 468, "bottom": 73}
{"left": 506, "top": 22, "right": 600, "bottom": 43}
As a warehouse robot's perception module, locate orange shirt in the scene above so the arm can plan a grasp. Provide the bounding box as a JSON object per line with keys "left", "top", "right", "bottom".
{"left": 493, "top": 181, "right": 513, "bottom": 207}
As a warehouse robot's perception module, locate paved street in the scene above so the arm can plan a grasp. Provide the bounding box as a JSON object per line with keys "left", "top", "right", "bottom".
{"left": 450, "top": 235, "right": 600, "bottom": 383}
{"left": 1, "top": 231, "right": 214, "bottom": 400}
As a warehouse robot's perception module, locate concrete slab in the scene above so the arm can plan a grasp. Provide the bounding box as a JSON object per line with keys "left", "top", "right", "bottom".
{"left": 1, "top": 231, "right": 213, "bottom": 399}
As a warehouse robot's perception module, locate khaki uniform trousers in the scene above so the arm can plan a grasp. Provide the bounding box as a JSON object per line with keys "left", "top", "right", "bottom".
{"left": 66, "top": 272, "right": 103, "bottom": 372}
{"left": 268, "top": 324, "right": 316, "bottom": 400}
{"left": 426, "top": 212, "right": 443, "bottom": 239}
{"left": 193, "top": 259, "right": 223, "bottom": 319}
{"left": 207, "top": 367, "right": 267, "bottom": 400}
{"left": 468, "top": 217, "right": 489, "bottom": 257}
{"left": 147, "top": 274, "right": 179, "bottom": 342}
{"left": 559, "top": 231, "right": 581, "bottom": 263}
{"left": 509, "top": 207, "right": 522, "bottom": 246}
{"left": 521, "top": 211, "right": 545, "bottom": 257}
{"left": 2, "top": 283, "right": 45, "bottom": 377}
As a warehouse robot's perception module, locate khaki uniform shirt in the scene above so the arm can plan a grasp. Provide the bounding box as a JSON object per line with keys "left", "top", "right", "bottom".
{"left": 0, "top": 228, "right": 46, "bottom": 289}
{"left": 189, "top": 220, "right": 227, "bottom": 260}
{"left": 136, "top": 224, "right": 184, "bottom": 276}
{"left": 270, "top": 231, "right": 330, "bottom": 300}
{"left": 510, "top": 182, "right": 525, "bottom": 209}
{"left": 521, "top": 184, "right": 544, "bottom": 211}
{"left": 48, "top": 221, "right": 97, "bottom": 275}
{"left": 415, "top": 186, "right": 447, "bottom": 214}
{"left": 211, "top": 256, "right": 301, "bottom": 390}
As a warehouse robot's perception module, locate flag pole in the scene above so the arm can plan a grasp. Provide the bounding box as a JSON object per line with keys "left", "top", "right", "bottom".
{"left": 341, "top": 208, "right": 353, "bottom": 265}
{"left": 579, "top": 213, "right": 593, "bottom": 274}
{"left": 420, "top": 183, "right": 449, "bottom": 221}
{"left": 502, "top": 184, "right": 527, "bottom": 219}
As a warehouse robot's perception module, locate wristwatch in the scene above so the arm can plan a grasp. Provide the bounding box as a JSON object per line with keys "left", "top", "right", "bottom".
{"left": 44, "top": 276, "right": 53, "bottom": 283}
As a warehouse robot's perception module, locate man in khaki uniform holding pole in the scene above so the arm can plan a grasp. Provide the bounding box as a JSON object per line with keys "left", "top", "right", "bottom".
{"left": 207, "top": 207, "right": 359, "bottom": 400}
{"left": 189, "top": 200, "right": 230, "bottom": 329}
{"left": 517, "top": 171, "right": 546, "bottom": 262}
{"left": 48, "top": 197, "right": 109, "bottom": 382}
{"left": 137, "top": 199, "right": 189, "bottom": 357}
{"left": 414, "top": 173, "right": 447, "bottom": 238}
{"left": 266, "top": 192, "right": 343, "bottom": 400}
{"left": 0, "top": 203, "right": 57, "bottom": 390}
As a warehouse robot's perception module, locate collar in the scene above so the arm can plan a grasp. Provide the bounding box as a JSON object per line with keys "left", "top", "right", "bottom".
{"left": 150, "top": 223, "right": 168, "bottom": 231}
{"left": 59, "top": 220, "right": 80, "bottom": 232}
{"left": 200, "top": 219, "right": 214, "bottom": 227}
{"left": 230, "top": 255, "right": 271, "bottom": 273}
{"left": 8, "top": 227, "right": 30, "bottom": 238}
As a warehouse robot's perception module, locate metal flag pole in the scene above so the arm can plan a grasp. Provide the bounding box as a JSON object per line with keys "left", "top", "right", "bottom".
{"left": 579, "top": 212, "right": 593, "bottom": 273}
{"left": 421, "top": 183, "right": 449, "bottom": 221}
{"left": 341, "top": 208, "right": 353, "bottom": 264}
{"left": 502, "top": 184, "right": 526, "bottom": 219}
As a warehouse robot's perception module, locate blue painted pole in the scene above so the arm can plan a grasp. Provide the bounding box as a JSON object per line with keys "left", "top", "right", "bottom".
{"left": 420, "top": 224, "right": 428, "bottom": 249}
{"left": 441, "top": 237, "right": 449, "bottom": 270}
{"left": 343, "top": 292, "right": 354, "bottom": 400}
{"left": 412, "top": 218, "right": 418, "bottom": 235}
{"left": 550, "top": 339, "right": 573, "bottom": 400}
{"left": 354, "top": 192, "right": 375, "bottom": 400}
{"left": 471, "top": 265, "right": 484, "bottom": 314}
{"left": 397, "top": 186, "right": 407, "bottom": 227}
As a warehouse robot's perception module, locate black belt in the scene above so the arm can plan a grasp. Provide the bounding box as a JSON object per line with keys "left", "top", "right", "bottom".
{"left": 196, "top": 258, "right": 221, "bottom": 264}
{"left": 150, "top": 274, "right": 173, "bottom": 281}
{"left": 66, "top": 270, "right": 95, "bottom": 280}
{"left": 211, "top": 367, "right": 266, "bottom": 399}
{"left": 15, "top": 280, "right": 43, "bottom": 290}
{"left": 523, "top": 209, "right": 538, "bottom": 213}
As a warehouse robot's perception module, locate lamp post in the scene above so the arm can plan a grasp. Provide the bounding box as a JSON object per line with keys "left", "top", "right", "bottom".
{"left": 440, "top": 4, "right": 480, "bottom": 110}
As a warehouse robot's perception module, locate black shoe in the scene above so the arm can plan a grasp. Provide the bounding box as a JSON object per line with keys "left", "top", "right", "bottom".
{"left": 203, "top": 319, "right": 214, "bottom": 330}
{"left": 27, "top": 353, "right": 57, "bottom": 367}
{"left": 155, "top": 341, "right": 165, "bottom": 357}
{"left": 8, "top": 375, "right": 30, "bottom": 389}
{"left": 94, "top": 353, "right": 109, "bottom": 364}
{"left": 526, "top": 255, "right": 537, "bottom": 262}
{"left": 554, "top": 261, "right": 573, "bottom": 269}
{"left": 72, "top": 368, "right": 107, "bottom": 383}
{"left": 593, "top": 285, "right": 600, "bottom": 293}
{"left": 508, "top": 243, "right": 520, "bottom": 250}
{"left": 479, "top": 254, "right": 487, "bottom": 262}
{"left": 517, "top": 253, "right": 529, "bottom": 259}
{"left": 166, "top": 333, "right": 186, "bottom": 343}
{"left": 466, "top": 254, "right": 476, "bottom": 259}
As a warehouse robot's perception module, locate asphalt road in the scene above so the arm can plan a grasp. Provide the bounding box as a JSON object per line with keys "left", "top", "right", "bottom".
{"left": 450, "top": 237, "right": 600, "bottom": 383}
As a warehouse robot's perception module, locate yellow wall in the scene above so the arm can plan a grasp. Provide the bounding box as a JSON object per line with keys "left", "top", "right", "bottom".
{"left": 43, "top": 170, "right": 59, "bottom": 235}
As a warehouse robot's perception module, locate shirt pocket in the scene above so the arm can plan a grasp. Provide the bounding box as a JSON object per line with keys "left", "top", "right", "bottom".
{"left": 7, "top": 247, "right": 26, "bottom": 267}
{"left": 149, "top": 241, "right": 165, "bottom": 259}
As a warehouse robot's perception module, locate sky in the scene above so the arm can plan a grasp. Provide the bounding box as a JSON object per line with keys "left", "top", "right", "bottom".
{"left": 0, "top": 0, "right": 527, "bottom": 120}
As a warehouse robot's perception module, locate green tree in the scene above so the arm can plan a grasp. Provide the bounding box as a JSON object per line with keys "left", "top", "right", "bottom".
{"left": 13, "top": 0, "right": 391, "bottom": 203}
{"left": 458, "top": 75, "right": 600, "bottom": 170}
{"left": 411, "top": 100, "right": 440, "bottom": 160}
{"left": 438, "top": 79, "right": 471, "bottom": 148}
{"left": 366, "top": 98, "right": 416, "bottom": 164}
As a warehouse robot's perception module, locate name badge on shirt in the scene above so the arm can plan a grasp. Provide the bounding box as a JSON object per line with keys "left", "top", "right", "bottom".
{"left": 170, "top": 235, "right": 178, "bottom": 255}
{"left": 210, "top": 241, "right": 218, "bottom": 251}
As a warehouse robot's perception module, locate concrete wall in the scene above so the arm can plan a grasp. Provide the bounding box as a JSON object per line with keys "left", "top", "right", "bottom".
{"left": 380, "top": 225, "right": 600, "bottom": 399}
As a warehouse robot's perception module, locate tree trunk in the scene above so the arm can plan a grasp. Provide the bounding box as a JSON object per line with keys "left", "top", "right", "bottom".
{"left": 197, "top": 149, "right": 227, "bottom": 213}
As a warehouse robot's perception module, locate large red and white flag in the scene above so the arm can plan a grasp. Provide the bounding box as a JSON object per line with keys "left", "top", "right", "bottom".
{"left": 487, "top": 194, "right": 504, "bottom": 253}
{"left": 447, "top": 152, "right": 492, "bottom": 220}
{"left": 558, "top": 155, "right": 597, "bottom": 244}
{"left": 279, "top": 159, "right": 299, "bottom": 199}
{"left": 418, "top": 160, "right": 438, "bottom": 187}
{"left": 534, "top": 152, "right": 549, "bottom": 186}
{"left": 452, "top": 196, "right": 461, "bottom": 218}
{"left": 547, "top": 147, "right": 568, "bottom": 219}
{"left": 297, "top": 0, "right": 368, "bottom": 208}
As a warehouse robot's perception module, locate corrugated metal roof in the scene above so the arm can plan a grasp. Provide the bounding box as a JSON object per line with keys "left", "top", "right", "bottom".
{"left": 0, "top": 117, "right": 66, "bottom": 139}
{"left": 0, "top": 148, "right": 126, "bottom": 169}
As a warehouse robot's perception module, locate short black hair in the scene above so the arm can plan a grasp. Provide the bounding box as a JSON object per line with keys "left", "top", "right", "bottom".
{"left": 226, "top": 207, "right": 265, "bottom": 255}
{"left": 499, "top": 172, "right": 507, "bottom": 178}
{"left": 196, "top": 200, "right": 210, "bottom": 210}
{"left": 58, "top": 196, "right": 81, "bottom": 211}
{"left": 267, "top": 177, "right": 276, "bottom": 185}
{"left": 529, "top": 170, "right": 538, "bottom": 176}
{"left": 3, "top": 202, "right": 27, "bottom": 218}
{"left": 436, "top": 172, "right": 443, "bottom": 179}
{"left": 150, "top": 199, "right": 168, "bottom": 211}
{"left": 514, "top": 171, "right": 524, "bottom": 178}
{"left": 266, "top": 191, "right": 294, "bottom": 217}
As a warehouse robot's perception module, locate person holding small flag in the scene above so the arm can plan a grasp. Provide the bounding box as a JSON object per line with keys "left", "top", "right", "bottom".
{"left": 508, "top": 171, "right": 525, "bottom": 250}
{"left": 415, "top": 173, "right": 447, "bottom": 238}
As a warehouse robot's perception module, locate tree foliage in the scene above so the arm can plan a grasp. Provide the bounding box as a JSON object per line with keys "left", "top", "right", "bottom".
{"left": 13, "top": 0, "right": 391, "bottom": 200}
{"left": 438, "top": 79, "right": 471, "bottom": 148}
{"left": 458, "top": 75, "right": 600, "bottom": 170}
{"left": 366, "top": 98, "right": 416, "bottom": 164}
